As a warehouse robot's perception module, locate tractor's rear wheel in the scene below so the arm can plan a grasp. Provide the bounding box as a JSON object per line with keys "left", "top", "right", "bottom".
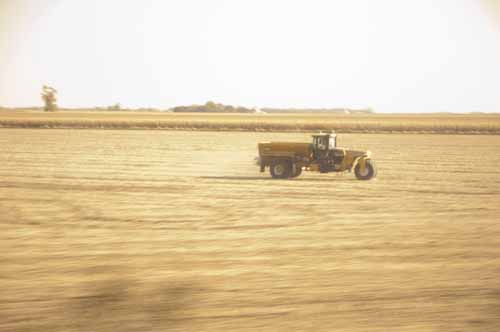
{"left": 355, "top": 159, "right": 377, "bottom": 180}
{"left": 270, "top": 160, "right": 291, "bottom": 179}
{"left": 290, "top": 165, "right": 302, "bottom": 178}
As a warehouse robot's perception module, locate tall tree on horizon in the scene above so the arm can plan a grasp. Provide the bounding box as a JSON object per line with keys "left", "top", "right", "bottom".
{"left": 41, "top": 85, "right": 57, "bottom": 112}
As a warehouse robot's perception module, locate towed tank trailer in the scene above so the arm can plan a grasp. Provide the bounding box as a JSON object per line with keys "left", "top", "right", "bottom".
{"left": 256, "top": 131, "right": 377, "bottom": 180}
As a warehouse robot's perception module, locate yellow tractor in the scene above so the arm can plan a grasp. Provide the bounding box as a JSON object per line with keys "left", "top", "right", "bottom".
{"left": 256, "top": 131, "right": 377, "bottom": 180}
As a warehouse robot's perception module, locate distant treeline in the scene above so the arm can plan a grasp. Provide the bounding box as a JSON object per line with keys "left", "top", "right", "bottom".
{"left": 0, "top": 106, "right": 167, "bottom": 112}
{"left": 171, "top": 101, "right": 255, "bottom": 113}
{"left": 1, "top": 103, "right": 375, "bottom": 114}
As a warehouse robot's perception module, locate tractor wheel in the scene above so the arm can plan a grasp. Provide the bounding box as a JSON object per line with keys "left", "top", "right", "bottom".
{"left": 270, "top": 160, "right": 291, "bottom": 179}
{"left": 290, "top": 165, "right": 302, "bottom": 178}
{"left": 355, "top": 159, "right": 377, "bottom": 180}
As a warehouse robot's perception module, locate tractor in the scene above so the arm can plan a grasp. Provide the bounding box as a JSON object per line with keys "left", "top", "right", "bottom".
{"left": 256, "top": 131, "right": 377, "bottom": 180}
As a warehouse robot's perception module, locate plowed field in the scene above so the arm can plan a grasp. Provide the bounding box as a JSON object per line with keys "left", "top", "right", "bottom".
{"left": 1, "top": 129, "right": 500, "bottom": 332}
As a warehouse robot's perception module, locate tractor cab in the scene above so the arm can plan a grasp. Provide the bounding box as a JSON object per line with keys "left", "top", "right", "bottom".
{"left": 312, "top": 132, "right": 338, "bottom": 168}
{"left": 312, "top": 132, "right": 337, "bottom": 151}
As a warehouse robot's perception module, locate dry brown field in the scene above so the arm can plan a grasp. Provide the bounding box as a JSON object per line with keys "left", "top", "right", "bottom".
{"left": 1, "top": 129, "right": 500, "bottom": 332}
{"left": 1, "top": 110, "right": 500, "bottom": 134}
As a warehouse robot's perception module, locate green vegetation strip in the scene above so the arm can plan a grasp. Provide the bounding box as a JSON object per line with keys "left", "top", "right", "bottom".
{"left": 1, "top": 118, "right": 500, "bottom": 134}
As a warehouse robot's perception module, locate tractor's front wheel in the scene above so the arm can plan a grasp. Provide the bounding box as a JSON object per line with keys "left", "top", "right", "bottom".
{"left": 270, "top": 160, "right": 291, "bottom": 179}
{"left": 355, "top": 159, "right": 377, "bottom": 180}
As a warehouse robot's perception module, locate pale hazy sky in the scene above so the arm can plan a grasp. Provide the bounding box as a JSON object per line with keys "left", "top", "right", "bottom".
{"left": 1, "top": 0, "right": 499, "bottom": 112}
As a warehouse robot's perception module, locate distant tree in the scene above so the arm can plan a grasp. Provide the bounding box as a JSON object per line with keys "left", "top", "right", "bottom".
{"left": 41, "top": 85, "right": 58, "bottom": 112}
{"left": 205, "top": 101, "right": 217, "bottom": 112}
{"left": 108, "top": 103, "right": 121, "bottom": 111}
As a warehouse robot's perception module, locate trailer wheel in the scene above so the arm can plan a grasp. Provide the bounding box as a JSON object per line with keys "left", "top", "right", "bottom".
{"left": 270, "top": 160, "right": 291, "bottom": 179}
{"left": 355, "top": 159, "right": 377, "bottom": 180}
{"left": 290, "top": 165, "right": 302, "bottom": 178}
